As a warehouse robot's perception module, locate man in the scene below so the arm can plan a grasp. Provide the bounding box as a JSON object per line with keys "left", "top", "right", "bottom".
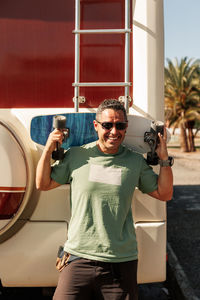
{"left": 36, "top": 99, "right": 173, "bottom": 300}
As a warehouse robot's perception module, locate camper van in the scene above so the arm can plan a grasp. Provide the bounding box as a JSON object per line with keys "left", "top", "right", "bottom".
{"left": 0, "top": 0, "right": 165, "bottom": 289}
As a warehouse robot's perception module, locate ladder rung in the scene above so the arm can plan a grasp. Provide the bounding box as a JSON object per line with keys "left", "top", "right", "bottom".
{"left": 73, "top": 29, "right": 131, "bottom": 34}
{"left": 72, "top": 82, "right": 132, "bottom": 87}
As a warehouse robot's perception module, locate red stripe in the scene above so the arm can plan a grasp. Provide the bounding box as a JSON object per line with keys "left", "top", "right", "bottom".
{"left": 0, "top": 187, "right": 26, "bottom": 191}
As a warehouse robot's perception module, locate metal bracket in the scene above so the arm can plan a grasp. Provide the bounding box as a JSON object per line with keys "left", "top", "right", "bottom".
{"left": 118, "top": 96, "right": 132, "bottom": 103}
{"left": 118, "top": 96, "right": 132, "bottom": 112}
{"left": 73, "top": 96, "right": 86, "bottom": 104}
{"left": 118, "top": 96, "right": 132, "bottom": 109}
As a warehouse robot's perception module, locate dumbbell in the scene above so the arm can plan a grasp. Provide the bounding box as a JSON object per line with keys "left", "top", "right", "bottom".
{"left": 52, "top": 115, "right": 69, "bottom": 160}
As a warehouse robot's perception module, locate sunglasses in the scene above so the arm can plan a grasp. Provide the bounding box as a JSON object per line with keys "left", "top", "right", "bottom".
{"left": 96, "top": 120, "right": 127, "bottom": 130}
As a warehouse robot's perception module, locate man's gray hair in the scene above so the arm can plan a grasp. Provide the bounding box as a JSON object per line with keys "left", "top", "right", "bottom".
{"left": 96, "top": 99, "right": 128, "bottom": 122}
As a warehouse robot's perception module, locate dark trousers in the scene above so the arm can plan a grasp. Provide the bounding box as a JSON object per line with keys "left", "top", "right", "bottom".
{"left": 53, "top": 258, "right": 138, "bottom": 300}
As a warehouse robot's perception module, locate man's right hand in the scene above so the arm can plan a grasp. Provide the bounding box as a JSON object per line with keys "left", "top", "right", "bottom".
{"left": 36, "top": 129, "right": 63, "bottom": 190}
{"left": 44, "top": 129, "right": 64, "bottom": 154}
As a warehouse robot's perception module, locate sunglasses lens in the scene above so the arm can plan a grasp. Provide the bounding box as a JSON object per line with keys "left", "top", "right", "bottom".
{"left": 101, "top": 122, "right": 113, "bottom": 130}
{"left": 116, "top": 123, "right": 127, "bottom": 130}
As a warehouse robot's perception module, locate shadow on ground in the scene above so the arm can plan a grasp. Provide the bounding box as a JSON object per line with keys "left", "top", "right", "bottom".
{"left": 167, "top": 185, "right": 200, "bottom": 299}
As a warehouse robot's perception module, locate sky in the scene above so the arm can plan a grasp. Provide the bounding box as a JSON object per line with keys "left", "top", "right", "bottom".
{"left": 164, "top": 0, "right": 200, "bottom": 63}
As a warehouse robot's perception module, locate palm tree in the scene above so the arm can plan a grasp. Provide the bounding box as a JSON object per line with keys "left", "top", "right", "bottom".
{"left": 164, "top": 57, "right": 200, "bottom": 152}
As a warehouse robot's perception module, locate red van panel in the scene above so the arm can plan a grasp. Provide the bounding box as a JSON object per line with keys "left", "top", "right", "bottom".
{"left": 0, "top": 0, "right": 132, "bottom": 108}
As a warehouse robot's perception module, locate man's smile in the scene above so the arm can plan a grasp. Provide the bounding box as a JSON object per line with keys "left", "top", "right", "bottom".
{"left": 106, "top": 135, "right": 121, "bottom": 142}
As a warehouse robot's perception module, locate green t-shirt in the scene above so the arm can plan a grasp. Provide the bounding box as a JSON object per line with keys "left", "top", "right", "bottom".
{"left": 51, "top": 141, "right": 158, "bottom": 262}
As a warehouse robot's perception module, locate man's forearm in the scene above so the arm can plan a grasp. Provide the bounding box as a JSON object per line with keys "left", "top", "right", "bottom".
{"left": 36, "top": 129, "right": 63, "bottom": 190}
{"left": 157, "top": 166, "right": 173, "bottom": 200}
{"left": 148, "top": 166, "right": 173, "bottom": 201}
{"left": 36, "top": 149, "right": 52, "bottom": 190}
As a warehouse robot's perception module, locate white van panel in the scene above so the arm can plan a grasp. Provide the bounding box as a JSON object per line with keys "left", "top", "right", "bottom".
{"left": 0, "top": 222, "right": 67, "bottom": 287}
{"left": 132, "top": 189, "right": 166, "bottom": 223}
{"left": 136, "top": 222, "right": 166, "bottom": 283}
{"left": 30, "top": 185, "right": 71, "bottom": 222}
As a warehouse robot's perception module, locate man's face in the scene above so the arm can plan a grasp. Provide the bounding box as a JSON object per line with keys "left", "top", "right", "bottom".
{"left": 93, "top": 109, "right": 128, "bottom": 154}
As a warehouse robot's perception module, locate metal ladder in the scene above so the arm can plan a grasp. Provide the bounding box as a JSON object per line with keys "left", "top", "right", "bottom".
{"left": 72, "top": 0, "right": 132, "bottom": 112}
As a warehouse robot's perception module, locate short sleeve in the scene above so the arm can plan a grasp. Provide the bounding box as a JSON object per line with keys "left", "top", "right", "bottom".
{"left": 138, "top": 158, "right": 158, "bottom": 193}
{"left": 51, "top": 149, "right": 71, "bottom": 184}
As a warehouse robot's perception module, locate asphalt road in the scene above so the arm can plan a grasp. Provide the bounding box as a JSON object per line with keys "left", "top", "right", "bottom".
{"left": 167, "top": 185, "right": 200, "bottom": 299}
{"left": 0, "top": 284, "right": 172, "bottom": 300}
{"left": 168, "top": 148, "right": 200, "bottom": 186}
{"left": 167, "top": 148, "right": 200, "bottom": 300}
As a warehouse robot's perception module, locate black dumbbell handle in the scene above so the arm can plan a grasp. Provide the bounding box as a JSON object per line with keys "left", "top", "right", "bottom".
{"left": 52, "top": 115, "right": 66, "bottom": 160}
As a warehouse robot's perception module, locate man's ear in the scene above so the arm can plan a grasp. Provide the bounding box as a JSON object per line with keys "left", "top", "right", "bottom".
{"left": 124, "top": 122, "right": 128, "bottom": 133}
{"left": 93, "top": 120, "right": 98, "bottom": 132}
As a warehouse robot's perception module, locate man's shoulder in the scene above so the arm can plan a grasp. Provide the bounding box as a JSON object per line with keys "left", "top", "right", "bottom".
{"left": 68, "top": 141, "right": 96, "bottom": 154}
{"left": 82, "top": 141, "right": 97, "bottom": 149}
{"left": 122, "top": 144, "right": 144, "bottom": 159}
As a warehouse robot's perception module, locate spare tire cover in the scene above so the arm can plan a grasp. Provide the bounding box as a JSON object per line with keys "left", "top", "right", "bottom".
{"left": 0, "top": 123, "right": 27, "bottom": 232}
